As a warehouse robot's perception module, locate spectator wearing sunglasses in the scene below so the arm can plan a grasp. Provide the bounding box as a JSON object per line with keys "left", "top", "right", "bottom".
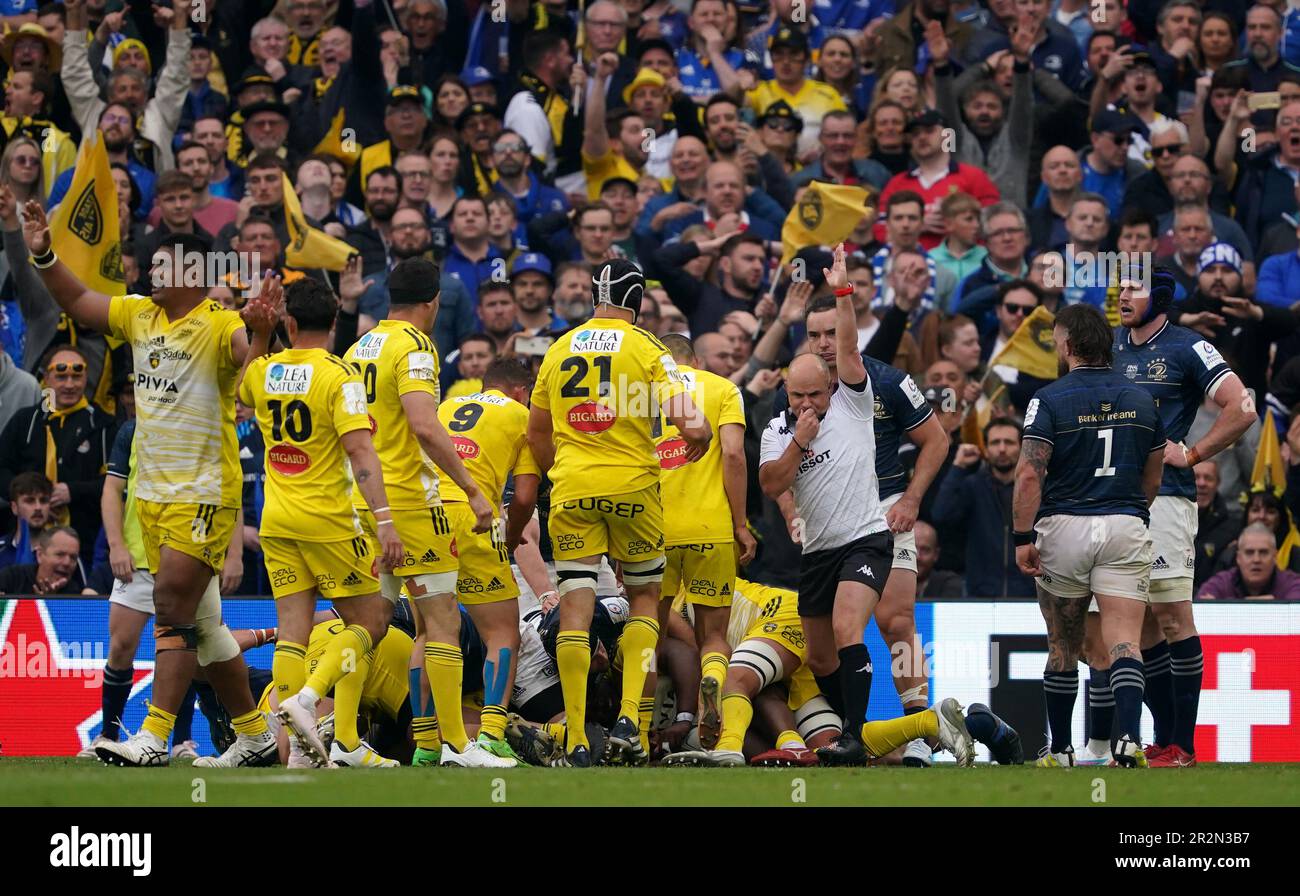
{"left": 985, "top": 279, "right": 1050, "bottom": 417}
{"left": 0, "top": 346, "right": 114, "bottom": 563}
{"left": 1080, "top": 108, "right": 1146, "bottom": 217}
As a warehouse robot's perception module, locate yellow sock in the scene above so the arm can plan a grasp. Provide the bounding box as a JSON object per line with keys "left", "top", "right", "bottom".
{"left": 861, "top": 709, "right": 938, "bottom": 758}
{"left": 272, "top": 640, "right": 307, "bottom": 703}
{"left": 424, "top": 641, "right": 469, "bottom": 751}
{"left": 141, "top": 702, "right": 176, "bottom": 741}
{"left": 617, "top": 616, "right": 660, "bottom": 719}
{"left": 638, "top": 696, "right": 655, "bottom": 755}
{"left": 715, "top": 693, "right": 752, "bottom": 752}
{"left": 231, "top": 708, "right": 268, "bottom": 737}
{"left": 701, "top": 651, "right": 728, "bottom": 692}
{"left": 556, "top": 631, "right": 591, "bottom": 750}
{"left": 480, "top": 704, "right": 508, "bottom": 741}
{"left": 412, "top": 716, "right": 441, "bottom": 751}
{"left": 331, "top": 648, "right": 373, "bottom": 752}
{"left": 776, "top": 729, "right": 805, "bottom": 750}
{"left": 304, "top": 624, "right": 373, "bottom": 697}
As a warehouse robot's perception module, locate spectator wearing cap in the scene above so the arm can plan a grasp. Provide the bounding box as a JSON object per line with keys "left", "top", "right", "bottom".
{"left": 1093, "top": 51, "right": 1166, "bottom": 167}
{"left": 878, "top": 0, "right": 975, "bottom": 78}
{"left": 457, "top": 101, "right": 505, "bottom": 196}
{"left": 1181, "top": 242, "right": 1298, "bottom": 396}
{"left": 0, "top": 345, "right": 113, "bottom": 564}
{"left": 598, "top": 176, "right": 651, "bottom": 262}
{"left": 463, "top": 66, "right": 498, "bottom": 108}
{"left": 744, "top": 27, "right": 847, "bottom": 157}
{"left": 505, "top": 30, "right": 580, "bottom": 185}
{"left": 1220, "top": 5, "right": 1300, "bottom": 93}
{"left": 1077, "top": 108, "right": 1146, "bottom": 216}
{"left": 753, "top": 99, "right": 802, "bottom": 174}
{"left": 240, "top": 99, "right": 296, "bottom": 170}
{"left": 353, "top": 86, "right": 432, "bottom": 204}
{"left": 875, "top": 108, "right": 1001, "bottom": 250}
{"left": 933, "top": 23, "right": 1034, "bottom": 210}
{"left": 491, "top": 127, "right": 569, "bottom": 225}
{"left": 1199, "top": 523, "right": 1300, "bottom": 600}
{"left": 511, "top": 252, "right": 565, "bottom": 334}
{"left": 625, "top": 65, "right": 711, "bottom": 180}
{"left": 790, "top": 108, "right": 890, "bottom": 190}
{"left": 674, "top": 0, "right": 747, "bottom": 104}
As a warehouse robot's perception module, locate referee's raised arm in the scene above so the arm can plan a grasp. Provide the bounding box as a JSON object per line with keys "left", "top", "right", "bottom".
{"left": 825, "top": 243, "right": 866, "bottom": 388}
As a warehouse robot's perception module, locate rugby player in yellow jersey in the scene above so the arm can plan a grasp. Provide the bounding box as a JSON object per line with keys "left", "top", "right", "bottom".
{"left": 433, "top": 358, "right": 541, "bottom": 761}
{"left": 342, "top": 258, "right": 510, "bottom": 769}
{"left": 654, "top": 333, "right": 756, "bottom": 749}
{"left": 22, "top": 206, "right": 281, "bottom": 768}
{"left": 526, "top": 258, "right": 712, "bottom": 767}
{"left": 667, "top": 578, "right": 974, "bottom": 767}
{"left": 237, "top": 279, "right": 405, "bottom": 767}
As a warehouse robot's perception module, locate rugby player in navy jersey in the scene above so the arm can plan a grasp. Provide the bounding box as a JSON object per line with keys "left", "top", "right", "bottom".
{"left": 1014, "top": 304, "right": 1166, "bottom": 768}
{"left": 1111, "top": 269, "right": 1255, "bottom": 767}
{"left": 772, "top": 292, "right": 951, "bottom": 764}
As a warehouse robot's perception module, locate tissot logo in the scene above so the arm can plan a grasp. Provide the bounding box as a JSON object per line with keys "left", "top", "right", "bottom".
{"left": 50, "top": 827, "right": 151, "bottom": 876}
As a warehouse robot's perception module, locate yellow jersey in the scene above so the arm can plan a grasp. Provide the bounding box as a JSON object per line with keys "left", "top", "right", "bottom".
{"left": 106, "top": 295, "right": 244, "bottom": 507}
{"left": 307, "top": 619, "right": 412, "bottom": 720}
{"left": 583, "top": 149, "right": 642, "bottom": 201}
{"left": 656, "top": 364, "right": 745, "bottom": 545}
{"left": 531, "top": 317, "right": 688, "bottom": 504}
{"left": 746, "top": 79, "right": 846, "bottom": 153}
{"left": 342, "top": 320, "right": 443, "bottom": 511}
{"left": 238, "top": 347, "right": 371, "bottom": 542}
{"left": 435, "top": 389, "right": 540, "bottom": 505}
{"left": 444, "top": 377, "right": 483, "bottom": 401}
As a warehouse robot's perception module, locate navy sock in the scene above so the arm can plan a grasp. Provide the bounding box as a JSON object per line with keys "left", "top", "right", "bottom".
{"left": 814, "top": 670, "right": 845, "bottom": 720}
{"left": 1169, "top": 636, "right": 1203, "bottom": 754}
{"left": 173, "top": 683, "right": 197, "bottom": 743}
{"left": 837, "top": 644, "right": 873, "bottom": 731}
{"left": 1107, "top": 658, "right": 1145, "bottom": 750}
{"left": 903, "top": 704, "right": 925, "bottom": 715}
{"left": 1087, "top": 666, "right": 1114, "bottom": 744}
{"left": 101, "top": 665, "right": 134, "bottom": 741}
{"left": 1042, "top": 669, "right": 1078, "bottom": 753}
{"left": 1143, "top": 640, "right": 1174, "bottom": 746}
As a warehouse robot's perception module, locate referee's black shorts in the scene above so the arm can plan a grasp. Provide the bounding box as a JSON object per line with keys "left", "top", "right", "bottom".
{"left": 798, "top": 532, "right": 894, "bottom": 617}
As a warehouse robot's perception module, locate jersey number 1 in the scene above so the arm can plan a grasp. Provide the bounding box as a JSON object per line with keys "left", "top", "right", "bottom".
{"left": 1094, "top": 428, "right": 1116, "bottom": 478}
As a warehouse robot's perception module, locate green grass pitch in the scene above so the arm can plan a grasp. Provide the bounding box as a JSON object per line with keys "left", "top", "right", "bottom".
{"left": 3, "top": 758, "right": 1300, "bottom": 807}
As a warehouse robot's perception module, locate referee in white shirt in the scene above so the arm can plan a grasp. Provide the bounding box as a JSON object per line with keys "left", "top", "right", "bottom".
{"left": 759, "top": 243, "right": 894, "bottom": 766}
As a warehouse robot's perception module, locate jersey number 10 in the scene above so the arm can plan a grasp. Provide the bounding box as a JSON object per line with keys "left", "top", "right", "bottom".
{"left": 1094, "top": 428, "right": 1116, "bottom": 478}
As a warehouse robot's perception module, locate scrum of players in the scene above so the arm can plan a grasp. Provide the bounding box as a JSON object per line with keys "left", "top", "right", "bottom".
{"left": 32, "top": 212, "right": 1077, "bottom": 768}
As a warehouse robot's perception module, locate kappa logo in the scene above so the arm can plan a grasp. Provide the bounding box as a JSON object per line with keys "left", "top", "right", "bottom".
{"left": 857, "top": 565, "right": 873, "bottom": 578}
{"left": 486, "top": 577, "right": 505, "bottom": 592}
{"left": 420, "top": 548, "right": 438, "bottom": 564}
{"left": 342, "top": 571, "right": 362, "bottom": 587}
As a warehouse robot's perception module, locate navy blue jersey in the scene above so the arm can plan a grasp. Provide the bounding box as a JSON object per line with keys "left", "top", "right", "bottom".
{"left": 106, "top": 419, "right": 135, "bottom": 480}
{"left": 1113, "top": 321, "right": 1234, "bottom": 499}
{"left": 773, "top": 356, "right": 932, "bottom": 500}
{"left": 1023, "top": 367, "right": 1165, "bottom": 521}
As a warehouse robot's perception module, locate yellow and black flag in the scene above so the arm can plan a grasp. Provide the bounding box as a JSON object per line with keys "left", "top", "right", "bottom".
{"left": 49, "top": 129, "right": 123, "bottom": 295}
{"left": 780, "top": 181, "right": 874, "bottom": 266}
{"left": 281, "top": 172, "right": 356, "bottom": 271}
{"left": 961, "top": 305, "right": 1058, "bottom": 451}
{"left": 1250, "top": 409, "right": 1286, "bottom": 497}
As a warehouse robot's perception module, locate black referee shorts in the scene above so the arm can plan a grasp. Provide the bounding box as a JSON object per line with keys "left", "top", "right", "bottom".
{"left": 798, "top": 532, "right": 894, "bottom": 617}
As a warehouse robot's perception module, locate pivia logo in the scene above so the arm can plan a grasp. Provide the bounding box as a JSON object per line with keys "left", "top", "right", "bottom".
{"left": 656, "top": 436, "right": 689, "bottom": 469}
{"left": 451, "top": 435, "right": 480, "bottom": 459}
{"left": 268, "top": 443, "right": 310, "bottom": 475}
{"left": 568, "top": 400, "right": 616, "bottom": 433}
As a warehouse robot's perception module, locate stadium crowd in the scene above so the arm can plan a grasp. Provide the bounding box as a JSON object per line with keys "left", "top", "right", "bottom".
{"left": 1, "top": 0, "right": 1299, "bottom": 768}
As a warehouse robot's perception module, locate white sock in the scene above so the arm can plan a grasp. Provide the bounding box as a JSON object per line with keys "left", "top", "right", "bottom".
{"left": 1087, "top": 737, "right": 1110, "bottom": 755}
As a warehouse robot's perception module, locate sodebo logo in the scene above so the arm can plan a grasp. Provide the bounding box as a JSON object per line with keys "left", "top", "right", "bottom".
{"left": 50, "top": 827, "right": 152, "bottom": 876}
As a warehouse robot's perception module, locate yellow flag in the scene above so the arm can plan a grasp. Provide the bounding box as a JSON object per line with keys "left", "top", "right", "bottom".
{"left": 281, "top": 173, "right": 356, "bottom": 272}
{"left": 1251, "top": 409, "right": 1285, "bottom": 496}
{"left": 49, "top": 129, "right": 123, "bottom": 295}
{"left": 989, "top": 305, "right": 1059, "bottom": 382}
{"left": 780, "top": 181, "right": 873, "bottom": 265}
{"left": 312, "top": 108, "right": 360, "bottom": 169}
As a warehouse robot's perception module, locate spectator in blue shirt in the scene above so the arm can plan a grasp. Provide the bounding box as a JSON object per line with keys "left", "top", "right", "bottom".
{"left": 1079, "top": 109, "right": 1143, "bottom": 216}
{"left": 490, "top": 128, "right": 568, "bottom": 225}
{"left": 674, "top": 0, "right": 747, "bottom": 103}
{"left": 442, "top": 195, "right": 505, "bottom": 306}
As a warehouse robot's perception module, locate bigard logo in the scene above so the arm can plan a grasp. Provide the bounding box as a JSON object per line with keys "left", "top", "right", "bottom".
{"left": 70, "top": 182, "right": 103, "bottom": 244}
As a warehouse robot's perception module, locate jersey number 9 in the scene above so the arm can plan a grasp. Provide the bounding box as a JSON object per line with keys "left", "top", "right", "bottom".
{"left": 449, "top": 402, "right": 484, "bottom": 432}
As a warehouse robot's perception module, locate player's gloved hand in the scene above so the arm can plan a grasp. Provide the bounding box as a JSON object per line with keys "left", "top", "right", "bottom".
{"left": 1016, "top": 543, "right": 1041, "bottom": 577}
{"left": 469, "top": 492, "right": 495, "bottom": 534}
{"left": 885, "top": 493, "right": 920, "bottom": 534}
{"left": 735, "top": 523, "right": 757, "bottom": 565}
{"left": 376, "top": 524, "right": 405, "bottom": 573}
